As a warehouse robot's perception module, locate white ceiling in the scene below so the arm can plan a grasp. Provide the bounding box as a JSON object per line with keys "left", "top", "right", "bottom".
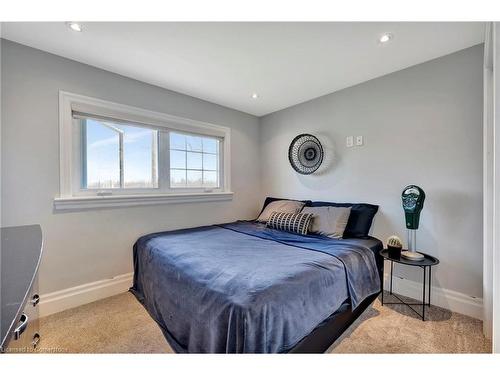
{"left": 1, "top": 22, "right": 485, "bottom": 116}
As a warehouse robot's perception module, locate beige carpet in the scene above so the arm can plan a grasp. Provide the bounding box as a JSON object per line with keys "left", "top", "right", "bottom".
{"left": 37, "top": 292, "right": 491, "bottom": 354}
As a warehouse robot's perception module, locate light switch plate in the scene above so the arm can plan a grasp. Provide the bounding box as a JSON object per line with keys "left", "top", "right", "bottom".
{"left": 356, "top": 136, "right": 363, "bottom": 146}
{"left": 346, "top": 136, "right": 354, "bottom": 147}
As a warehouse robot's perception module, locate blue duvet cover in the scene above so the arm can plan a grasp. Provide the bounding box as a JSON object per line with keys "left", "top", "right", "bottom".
{"left": 131, "top": 221, "right": 381, "bottom": 353}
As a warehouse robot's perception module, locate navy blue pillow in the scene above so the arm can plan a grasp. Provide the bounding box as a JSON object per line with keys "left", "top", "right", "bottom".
{"left": 258, "top": 197, "right": 312, "bottom": 217}
{"left": 310, "top": 201, "right": 379, "bottom": 239}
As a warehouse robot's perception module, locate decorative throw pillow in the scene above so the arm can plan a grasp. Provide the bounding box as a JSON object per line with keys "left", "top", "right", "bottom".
{"left": 266, "top": 211, "right": 313, "bottom": 235}
{"left": 257, "top": 200, "right": 306, "bottom": 222}
{"left": 310, "top": 201, "right": 379, "bottom": 238}
{"left": 258, "top": 197, "right": 312, "bottom": 217}
{"left": 301, "top": 206, "right": 351, "bottom": 239}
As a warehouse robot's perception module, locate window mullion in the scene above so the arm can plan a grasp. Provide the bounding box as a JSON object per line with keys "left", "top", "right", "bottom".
{"left": 152, "top": 130, "right": 158, "bottom": 188}
{"left": 218, "top": 140, "right": 222, "bottom": 189}
{"left": 185, "top": 148, "right": 188, "bottom": 188}
{"left": 119, "top": 132, "right": 124, "bottom": 189}
{"left": 158, "top": 131, "right": 170, "bottom": 193}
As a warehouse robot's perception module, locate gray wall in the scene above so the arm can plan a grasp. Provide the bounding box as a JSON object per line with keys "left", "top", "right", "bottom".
{"left": 0, "top": 39, "right": 261, "bottom": 294}
{"left": 1, "top": 39, "right": 485, "bottom": 301}
{"left": 260, "top": 45, "right": 484, "bottom": 298}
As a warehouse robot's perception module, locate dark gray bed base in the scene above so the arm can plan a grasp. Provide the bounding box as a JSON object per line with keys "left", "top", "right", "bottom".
{"left": 287, "top": 292, "right": 379, "bottom": 353}
{"left": 287, "top": 250, "right": 384, "bottom": 353}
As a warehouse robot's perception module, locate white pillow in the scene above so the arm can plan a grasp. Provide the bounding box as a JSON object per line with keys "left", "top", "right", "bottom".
{"left": 257, "top": 200, "right": 305, "bottom": 222}
{"left": 301, "top": 206, "right": 351, "bottom": 239}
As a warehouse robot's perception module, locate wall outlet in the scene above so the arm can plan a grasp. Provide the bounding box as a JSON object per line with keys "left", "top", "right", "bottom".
{"left": 346, "top": 136, "right": 354, "bottom": 147}
{"left": 356, "top": 135, "right": 364, "bottom": 146}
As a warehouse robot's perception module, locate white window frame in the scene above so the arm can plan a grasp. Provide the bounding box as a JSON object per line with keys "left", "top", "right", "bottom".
{"left": 55, "top": 91, "right": 232, "bottom": 210}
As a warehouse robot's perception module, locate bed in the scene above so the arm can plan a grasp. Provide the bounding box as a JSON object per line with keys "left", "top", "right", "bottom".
{"left": 130, "top": 213, "right": 383, "bottom": 353}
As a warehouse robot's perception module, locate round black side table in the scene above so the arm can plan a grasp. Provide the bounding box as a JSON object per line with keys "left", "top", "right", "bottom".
{"left": 380, "top": 249, "right": 439, "bottom": 321}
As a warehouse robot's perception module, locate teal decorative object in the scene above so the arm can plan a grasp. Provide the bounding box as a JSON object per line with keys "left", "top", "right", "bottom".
{"left": 402, "top": 185, "right": 425, "bottom": 230}
{"left": 401, "top": 184, "right": 425, "bottom": 261}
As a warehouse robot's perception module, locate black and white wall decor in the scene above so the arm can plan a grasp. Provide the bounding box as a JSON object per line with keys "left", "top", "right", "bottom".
{"left": 288, "top": 134, "right": 324, "bottom": 175}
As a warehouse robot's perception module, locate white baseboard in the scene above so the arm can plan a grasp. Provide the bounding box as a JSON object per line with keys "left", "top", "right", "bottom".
{"left": 383, "top": 273, "right": 483, "bottom": 320}
{"left": 39, "top": 273, "right": 134, "bottom": 318}
{"left": 39, "top": 271, "right": 483, "bottom": 321}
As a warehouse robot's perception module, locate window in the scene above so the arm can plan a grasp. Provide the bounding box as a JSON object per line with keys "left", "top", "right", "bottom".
{"left": 80, "top": 118, "right": 158, "bottom": 189}
{"left": 56, "top": 92, "right": 232, "bottom": 210}
{"left": 169, "top": 132, "right": 220, "bottom": 188}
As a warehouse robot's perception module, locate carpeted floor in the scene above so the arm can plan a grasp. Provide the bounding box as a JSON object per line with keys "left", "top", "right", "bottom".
{"left": 37, "top": 292, "right": 491, "bottom": 354}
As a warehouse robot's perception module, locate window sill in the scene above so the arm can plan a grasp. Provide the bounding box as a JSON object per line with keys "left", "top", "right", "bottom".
{"left": 53, "top": 191, "right": 234, "bottom": 211}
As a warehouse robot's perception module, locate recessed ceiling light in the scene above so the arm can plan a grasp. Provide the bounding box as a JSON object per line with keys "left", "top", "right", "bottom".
{"left": 67, "top": 22, "right": 83, "bottom": 32}
{"left": 378, "top": 33, "right": 393, "bottom": 44}
{"left": 251, "top": 93, "right": 259, "bottom": 99}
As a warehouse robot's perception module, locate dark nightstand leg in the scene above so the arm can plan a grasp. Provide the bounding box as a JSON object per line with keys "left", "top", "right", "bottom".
{"left": 381, "top": 261, "right": 385, "bottom": 306}
{"left": 428, "top": 266, "right": 432, "bottom": 307}
{"left": 390, "top": 261, "right": 393, "bottom": 295}
{"left": 422, "top": 266, "right": 426, "bottom": 321}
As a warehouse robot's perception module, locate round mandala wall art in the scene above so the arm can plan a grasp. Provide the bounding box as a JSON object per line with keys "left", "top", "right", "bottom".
{"left": 288, "top": 134, "right": 324, "bottom": 175}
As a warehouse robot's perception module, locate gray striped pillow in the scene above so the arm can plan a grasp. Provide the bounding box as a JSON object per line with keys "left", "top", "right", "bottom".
{"left": 266, "top": 211, "right": 313, "bottom": 235}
